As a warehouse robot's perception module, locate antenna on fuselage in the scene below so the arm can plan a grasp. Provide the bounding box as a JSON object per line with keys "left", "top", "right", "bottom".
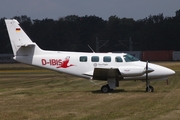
{"left": 87, "top": 45, "right": 95, "bottom": 53}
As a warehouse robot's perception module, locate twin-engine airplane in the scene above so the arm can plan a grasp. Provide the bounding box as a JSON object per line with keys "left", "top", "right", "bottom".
{"left": 5, "top": 19, "right": 175, "bottom": 93}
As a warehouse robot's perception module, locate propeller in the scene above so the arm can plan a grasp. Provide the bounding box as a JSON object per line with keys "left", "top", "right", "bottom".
{"left": 145, "top": 61, "right": 149, "bottom": 91}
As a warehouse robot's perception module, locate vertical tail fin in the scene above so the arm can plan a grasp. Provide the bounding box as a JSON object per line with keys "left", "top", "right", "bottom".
{"left": 5, "top": 19, "right": 42, "bottom": 56}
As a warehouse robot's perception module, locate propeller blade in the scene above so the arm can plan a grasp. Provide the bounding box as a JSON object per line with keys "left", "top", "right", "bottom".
{"left": 146, "top": 61, "right": 149, "bottom": 91}
{"left": 146, "top": 61, "right": 148, "bottom": 80}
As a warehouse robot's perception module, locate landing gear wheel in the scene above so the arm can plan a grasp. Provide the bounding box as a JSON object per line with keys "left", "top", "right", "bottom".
{"left": 101, "top": 84, "right": 110, "bottom": 93}
{"left": 146, "top": 86, "right": 154, "bottom": 92}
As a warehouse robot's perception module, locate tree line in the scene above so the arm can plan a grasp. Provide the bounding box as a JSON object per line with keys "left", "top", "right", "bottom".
{"left": 1, "top": 9, "right": 180, "bottom": 53}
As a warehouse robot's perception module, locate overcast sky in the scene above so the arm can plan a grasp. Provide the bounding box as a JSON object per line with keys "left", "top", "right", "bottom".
{"left": 0, "top": 0, "right": 180, "bottom": 20}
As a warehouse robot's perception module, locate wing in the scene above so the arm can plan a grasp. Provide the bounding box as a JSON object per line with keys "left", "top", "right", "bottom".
{"left": 83, "top": 65, "right": 150, "bottom": 80}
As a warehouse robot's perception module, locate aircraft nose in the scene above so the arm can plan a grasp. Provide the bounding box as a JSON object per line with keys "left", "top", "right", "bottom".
{"left": 164, "top": 68, "right": 175, "bottom": 76}
{"left": 157, "top": 66, "right": 175, "bottom": 76}
{"left": 148, "top": 63, "right": 175, "bottom": 77}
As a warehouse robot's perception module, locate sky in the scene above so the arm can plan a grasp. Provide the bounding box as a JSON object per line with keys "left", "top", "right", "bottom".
{"left": 0, "top": 0, "right": 180, "bottom": 20}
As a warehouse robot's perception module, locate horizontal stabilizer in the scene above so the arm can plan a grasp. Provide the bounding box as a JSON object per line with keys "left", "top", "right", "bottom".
{"left": 17, "top": 43, "right": 36, "bottom": 47}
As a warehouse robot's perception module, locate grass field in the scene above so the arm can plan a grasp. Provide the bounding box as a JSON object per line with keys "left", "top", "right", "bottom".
{"left": 0, "top": 62, "right": 180, "bottom": 120}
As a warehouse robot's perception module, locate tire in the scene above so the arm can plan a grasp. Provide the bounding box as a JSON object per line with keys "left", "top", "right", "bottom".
{"left": 146, "top": 86, "right": 154, "bottom": 92}
{"left": 101, "top": 85, "right": 110, "bottom": 93}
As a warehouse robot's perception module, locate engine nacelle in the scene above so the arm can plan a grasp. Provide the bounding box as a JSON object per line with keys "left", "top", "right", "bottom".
{"left": 119, "top": 66, "right": 145, "bottom": 77}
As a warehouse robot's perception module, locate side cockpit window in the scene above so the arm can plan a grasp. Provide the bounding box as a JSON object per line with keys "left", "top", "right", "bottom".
{"left": 91, "top": 56, "right": 99, "bottom": 62}
{"left": 80, "top": 56, "right": 87, "bottom": 62}
{"left": 115, "top": 56, "right": 123, "bottom": 62}
{"left": 123, "top": 54, "right": 139, "bottom": 62}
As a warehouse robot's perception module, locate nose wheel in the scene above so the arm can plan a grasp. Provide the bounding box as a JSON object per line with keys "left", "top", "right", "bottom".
{"left": 146, "top": 85, "right": 154, "bottom": 92}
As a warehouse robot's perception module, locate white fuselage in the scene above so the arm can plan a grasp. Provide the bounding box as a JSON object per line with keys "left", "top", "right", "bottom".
{"left": 14, "top": 51, "right": 175, "bottom": 81}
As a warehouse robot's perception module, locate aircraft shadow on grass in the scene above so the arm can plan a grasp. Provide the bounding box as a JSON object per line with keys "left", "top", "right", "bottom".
{"left": 91, "top": 89, "right": 146, "bottom": 94}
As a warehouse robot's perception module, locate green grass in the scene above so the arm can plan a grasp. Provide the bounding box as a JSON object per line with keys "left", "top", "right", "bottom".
{"left": 0, "top": 62, "right": 180, "bottom": 120}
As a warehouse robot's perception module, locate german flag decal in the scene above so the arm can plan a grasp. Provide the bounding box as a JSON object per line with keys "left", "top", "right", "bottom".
{"left": 16, "top": 28, "right": 21, "bottom": 32}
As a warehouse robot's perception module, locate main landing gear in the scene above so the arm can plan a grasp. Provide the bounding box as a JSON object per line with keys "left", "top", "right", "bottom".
{"left": 100, "top": 78, "right": 118, "bottom": 93}
{"left": 101, "top": 84, "right": 110, "bottom": 93}
{"left": 101, "top": 84, "right": 114, "bottom": 93}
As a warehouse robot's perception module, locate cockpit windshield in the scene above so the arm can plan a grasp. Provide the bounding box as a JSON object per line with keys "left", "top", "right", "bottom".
{"left": 123, "top": 54, "right": 139, "bottom": 62}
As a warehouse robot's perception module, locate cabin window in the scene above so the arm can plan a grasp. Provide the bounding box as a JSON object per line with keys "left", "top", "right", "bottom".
{"left": 115, "top": 56, "right": 123, "bottom": 62}
{"left": 80, "top": 56, "right": 87, "bottom": 62}
{"left": 103, "top": 56, "right": 111, "bottom": 62}
{"left": 91, "top": 56, "right": 99, "bottom": 62}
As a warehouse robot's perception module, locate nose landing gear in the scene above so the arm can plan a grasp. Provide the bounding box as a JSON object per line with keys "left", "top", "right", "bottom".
{"left": 146, "top": 85, "right": 154, "bottom": 92}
